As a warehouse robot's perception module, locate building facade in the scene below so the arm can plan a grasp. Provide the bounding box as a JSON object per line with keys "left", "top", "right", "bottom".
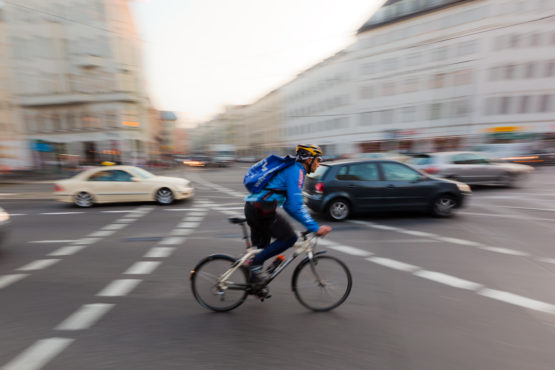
{"left": 237, "top": 0, "right": 555, "bottom": 157}
{"left": 1, "top": 0, "right": 153, "bottom": 168}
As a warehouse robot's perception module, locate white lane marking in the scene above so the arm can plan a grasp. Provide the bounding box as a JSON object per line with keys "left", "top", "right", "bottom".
{"left": 40, "top": 212, "right": 84, "bottom": 215}
{"left": 477, "top": 246, "right": 529, "bottom": 256}
{"left": 124, "top": 261, "right": 161, "bottom": 275}
{"left": 48, "top": 245, "right": 86, "bottom": 256}
{"left": 0, "top": 274, "right": 28, "bottom": 289}
{"left": 159, "top": 236, "right": 186, "bottom": 245}
{"left": 116, "top": 218, "right": 135, "bottom": 223}
{"left": 74, "top": 237, "right": 100, "bottom": 245}
{"left": 170, "top": 229, "right": 193, "bottom": 236}
{"left": 213, "top": 207, "right": 244, "bottom": 210}
{"left": 88, "top": 230, "right": 115, "bottom": 237}
{"left": 184, "top": 216, "right": 204, "bottom": 222}
{"left": 459, "top": 211, "right": 555, "bottom": 222}
{"left": 164, "top": 208, "right": 197, "bottom": 211}
{"left": 396, "top": 230, "right": 435, "bottom": 238}
{"left": 102, "top": 223, "right": 127, "bottom": 230}
{"left": 7, "top": 213, "right": 27, "bottom": 216}
{"left": 496, "top": 205, "right": 555, "bottom": 212}
{"left": 329, "top": 245, "right": 373, "bottom": 257}
{"left": 538, "top": 258, "right": 555, "bottom": 264}
{"left": 366, "top": 257, "right": 420, "bottom": 272}
{"left": 18, "top": 259, "right": 60, "bottom": 271}
{"left": 177, "top": 221, "right": 199, "bottom": 228}
{"left": 29, "top": 240, "right": 77, "bottom": 244}
{"left": 97, "top": 279, "right": 142, "bottom": 297}
{"left": 55, "top": 303, "right": 115, "bottom": 331}
{"left": 351, "top": 220, "right": 529, "bottom": 258}
{"left": 2, "top": 337, "right": 74, "bottom": 370}
{"left": 478, "top": 288, "right": 555, "bottom": 314}
{"left": 413, "top": 270, "right": 483, "bottom": 290}
{"left": 144, "top": 247, "right": 175, "bottom": 258}
{"left": 433, "top": 237, "right": 482, "bottom": 247}
{"left": 101, "top": 210, "right": 135, "bottom": 213}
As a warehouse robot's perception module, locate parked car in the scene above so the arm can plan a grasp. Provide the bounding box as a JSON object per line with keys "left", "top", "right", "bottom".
{"left": 406, "top": 151, "right": 534, "bottom": 187}
{"left": 303, "top": 159, "right": 471, "bottom": 220}
{"left": 0, "top": 206, "right": 10, "bottom": 247}
{"left": 53, "top": 165, "right": 194, "bottom": 207}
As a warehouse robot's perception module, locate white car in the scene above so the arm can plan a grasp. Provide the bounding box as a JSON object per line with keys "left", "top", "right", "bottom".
{"left": 407, "top": 151, "right": 534, "bottom": 187}
{"left": 54, "top": 165, "right": 194, "bottom": 207}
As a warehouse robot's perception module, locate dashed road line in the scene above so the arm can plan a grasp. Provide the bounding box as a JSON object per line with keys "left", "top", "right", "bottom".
{"left": 367, "top": 257, "right": 420, "bottom": 272}
{"left": 48, "top": 245, "right": 87, "bottom": 257}
{"left": 477, "top": 289, "right": 555, "bottom": 314}
{"left": 39, "top": 212, "right": 84, "bottom": 215}
{"left": 123, "top": 261, "right": 161, "bottom": 275}
{"left": 55, "top": 303, "right": 115, "bottom": 331}
{"left": 17, "top": 259, "right": 60, "bottom": 271}
{"left": 144, "top": 247, "right": 175, "bottom": 258}
{"left": 29, "top": 240, "right": 77, "bottom": 244}
{"left": 413, "top": 270, "right": 483, "bottom": 290}
{"left": 0, "top": 274, "right": 28, "bottom": 289}
{"left": 158, "top": 236, "right": 186, "bottom": 245}
{"left": 97, "top": 279, "right": 142, "bottom": 297}
{"left": 88, "top": 230, "right": 116, "bottom": 237}
{"left": 2, "top": 337, "right": 74, "bottom": 370}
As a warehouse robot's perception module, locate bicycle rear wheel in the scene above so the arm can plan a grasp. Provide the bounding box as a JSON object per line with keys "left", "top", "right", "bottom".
{"left": 292, "top": 254, "right": 352, "bottom": 312}
{"left": 191, "top": 255, "right": 249, "bottom": 312}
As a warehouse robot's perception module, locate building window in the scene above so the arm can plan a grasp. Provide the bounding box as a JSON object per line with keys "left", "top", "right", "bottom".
{"left": 382, "top": 82, "right": 396, "bottom": 96}
{"left": 519, "top": 96, "right": 530, "bottom": 113}
{"left": 431, "top": 73, "right": 447, "bottom": 89}
{"left": 429, "top": 103, "right": 442, "bottom": 120}
{"left": 524, "top": 62, "right": 537, "bottom": 78}
{"left": 505, "top": 64, "right": 516, "bottom": 79}
{"left": 546, "top": 60, "right": 555, "bottom": 77}
{"left": 404, "top": 77, "right": 419, "bottom": 93}
{"left": 539, "top": 95, "right": 551, "bottom": 112}
{"left": 500, "top": 97, "right": 512, "bottom": 114}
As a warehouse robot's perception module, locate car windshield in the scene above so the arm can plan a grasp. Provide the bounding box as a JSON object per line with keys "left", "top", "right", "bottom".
{"left": 129, "top": 167, "right": 155, "bottom": 179}
{"left": 307, "top": 165, "right": 329, "bottom": 179}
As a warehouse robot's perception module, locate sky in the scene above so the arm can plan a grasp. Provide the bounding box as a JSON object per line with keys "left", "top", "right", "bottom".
{"left": 130, "top": 0, "right": 383, "bottom": 125}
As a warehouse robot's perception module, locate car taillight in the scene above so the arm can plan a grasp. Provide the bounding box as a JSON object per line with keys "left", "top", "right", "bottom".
{"left": 315, "top": 182, "right": 324, "bottom": 194}
{"left": 424, "top": 167, "right": 440, "bottom": 174}
{"left": 53, "top": 184, "right": 64, "bottom": 192}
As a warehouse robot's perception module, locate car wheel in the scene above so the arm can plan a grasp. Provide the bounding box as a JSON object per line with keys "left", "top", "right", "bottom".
{"left": 327, "top": 198, "right": 350, "bottom": 221}
{"left": 431, "top": 194, "right": 456, "bottom": 217}
{"left": 75, "top": 192, "right": 94, "bottom": 208}
{"left": 156, "top": 188, "right": 174, "bottom": 205}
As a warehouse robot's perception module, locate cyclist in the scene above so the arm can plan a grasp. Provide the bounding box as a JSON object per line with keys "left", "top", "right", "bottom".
{"left": 244, "top": 144, "right": 332, "bottom": 287}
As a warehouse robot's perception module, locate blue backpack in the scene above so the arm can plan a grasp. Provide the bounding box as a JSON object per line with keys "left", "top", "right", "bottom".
{"left": 243, "top": 155, "right": 296, "bottom": 193}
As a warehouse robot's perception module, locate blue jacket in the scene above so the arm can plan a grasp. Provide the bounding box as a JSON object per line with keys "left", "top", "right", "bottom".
{"left": 245, "top": 162, "right": 320, "bottom": 232}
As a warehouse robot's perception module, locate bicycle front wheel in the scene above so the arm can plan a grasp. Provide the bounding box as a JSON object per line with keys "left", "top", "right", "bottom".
{"left": 292, "top": 254, "right": 352, "bottom": 312}
{"left": 191, "top": 255, "right": 249, "bottom": 312}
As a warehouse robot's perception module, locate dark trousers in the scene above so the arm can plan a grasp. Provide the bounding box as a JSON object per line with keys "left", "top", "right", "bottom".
{"left": 244, "top": 202, "right": 298, "bottom": 265}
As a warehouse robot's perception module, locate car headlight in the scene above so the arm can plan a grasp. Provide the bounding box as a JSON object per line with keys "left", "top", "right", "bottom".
{"left": 0, "top": 211, "right": 10, "bottom": 223}
{"left": 456, "top": 183, "right": 471, "bottom": 192}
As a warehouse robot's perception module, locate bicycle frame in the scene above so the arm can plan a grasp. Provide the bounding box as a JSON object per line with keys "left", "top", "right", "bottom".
{"left": 217, "top": 227, "right": 321, "bottom": 292}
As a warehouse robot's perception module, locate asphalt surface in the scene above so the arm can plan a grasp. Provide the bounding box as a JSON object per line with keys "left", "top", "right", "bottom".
{"left": 0, "top": 165, "right": 554, "bottom": 369}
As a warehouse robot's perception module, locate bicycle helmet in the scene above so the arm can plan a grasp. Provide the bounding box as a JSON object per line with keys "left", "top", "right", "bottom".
{"left": 296, "top": 144, "right": 323, "bottom": 174}
{"left": 296, "top": 144, "right": 323, "bottom": 160}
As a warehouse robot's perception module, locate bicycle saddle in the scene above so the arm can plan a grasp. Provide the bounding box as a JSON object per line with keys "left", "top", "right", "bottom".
{"left": 228, "top": 217, "right": 247, "bottom": 224}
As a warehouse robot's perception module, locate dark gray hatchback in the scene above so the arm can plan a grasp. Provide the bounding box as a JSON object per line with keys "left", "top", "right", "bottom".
{"left": 303, "top": 159, "right": 471, "bottom": 221}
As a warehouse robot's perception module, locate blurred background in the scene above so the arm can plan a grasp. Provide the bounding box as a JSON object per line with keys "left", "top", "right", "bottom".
{"left": 0, "top": 0, "right": 553, "bottom": 178}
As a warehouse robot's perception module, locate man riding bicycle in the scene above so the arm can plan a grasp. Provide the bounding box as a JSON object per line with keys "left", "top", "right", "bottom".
{"left": 244, "top": 144, "right": 332, "bottom": 286}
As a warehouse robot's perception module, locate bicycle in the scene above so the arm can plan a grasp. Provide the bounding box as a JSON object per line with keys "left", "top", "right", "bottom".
{"left": 190, "top": 217, "right": 352, "bottom": 312}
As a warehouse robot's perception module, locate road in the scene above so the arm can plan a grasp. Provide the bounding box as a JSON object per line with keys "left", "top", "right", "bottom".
{"left": 1, "top": 165, "right": 555, "bottom": 370}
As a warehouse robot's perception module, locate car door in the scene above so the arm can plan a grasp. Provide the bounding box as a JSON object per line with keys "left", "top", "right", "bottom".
{"left": 379, "top": 162, "right": 433, "bottom": 208}
{"left": 334, "top": 162, "right": 386, "bottom": 210}
{"left": 86, "top": 169, "right": 136, "bottom": 202}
